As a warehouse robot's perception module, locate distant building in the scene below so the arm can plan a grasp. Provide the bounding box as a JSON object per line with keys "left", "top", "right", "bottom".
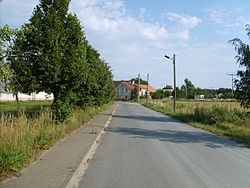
{"left": 114, "top": 81, "right": 135, "bottom": 100}
{"left": 114, "top": 80, "right": 157, "bottom": 100}
{"left": 0, "top": 81, "right": 54, "bottom": 101}
{"left": 194, "top": 95, "right": 205, "bottom": 100}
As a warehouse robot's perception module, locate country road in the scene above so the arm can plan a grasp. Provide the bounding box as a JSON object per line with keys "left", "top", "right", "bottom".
{"left": 79, "top": 102, "right": 250, "bottom": 188}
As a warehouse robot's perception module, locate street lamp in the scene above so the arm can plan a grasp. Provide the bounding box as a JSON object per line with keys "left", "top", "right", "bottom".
{"left": 164, "top": 54, "right": 176, "bottom": 112}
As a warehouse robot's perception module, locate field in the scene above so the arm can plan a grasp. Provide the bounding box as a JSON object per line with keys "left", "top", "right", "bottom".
{"left": 0, "top": 100, "right": 111, "bottom": 180}
{"left": 142, "top": 99, "right": 250, "bottom": 147}
{"left": 0, "top": 100, "right": 52, "bottom": 113}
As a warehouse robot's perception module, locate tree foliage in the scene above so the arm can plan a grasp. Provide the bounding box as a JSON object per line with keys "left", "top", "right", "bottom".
{"left": 184, "top": 78, "right": 196, "bottom": 99}
{"left": 130, "top": 87, "right": 138, "bottom": 100}
{"left": 130, "top": 78, "right": 148, "bottom": 85}
{"left": 0, "top": 25, "right": 14, "bottom": 82}
{"left": 151, "top": 89, "right": 171, "bottom": 99}
{"left": 0, "top": 25, "right": 22, "bottom": 96}
{"left": 9, "top": 0, "right": 114, "bottom": 122}
{"left": 76, "top": 44, "right": 114, "bottom": 107}
{"left": 229, "top": 25, "right": 250, "bottom": 108}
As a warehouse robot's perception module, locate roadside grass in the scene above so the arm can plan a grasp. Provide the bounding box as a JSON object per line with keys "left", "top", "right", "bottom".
{"left": 142, "top": 99, "right": 250, "bottom": 147}
{"left": 0, "top": 101, "right": 112, "bottom": 180}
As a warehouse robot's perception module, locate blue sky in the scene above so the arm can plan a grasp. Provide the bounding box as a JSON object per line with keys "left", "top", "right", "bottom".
{"left": 1, "top": 0, "right": 250, "bottom": 89}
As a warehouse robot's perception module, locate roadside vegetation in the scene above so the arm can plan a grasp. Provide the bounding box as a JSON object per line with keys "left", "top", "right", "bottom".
{"left": 0, "top": 0, "right": 115, "bottom": 180}
{"left": 0, "top": 100, "right": 112, "bottom": 180}
{"left": 142, "top": 99, "right": 250, "bottom": 147}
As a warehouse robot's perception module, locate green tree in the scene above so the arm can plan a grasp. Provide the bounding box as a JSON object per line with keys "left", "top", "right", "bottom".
{"left": 0, "top": 25, "right": 13, "bottom": 82}
{"left": 77, "top": 44, "right": 114, "bottom": 107}
{"left": 163, "top": 84, "right": 172, "bottom": 90}
{"left": 184, "top": 78, "right": 195, "bottom": 99}
{"left": 130, "top": 78, "right": 148, "bottom": 85}
{"left": 229, "top": 25, "right": 250, "bottom": 108}
{"left": 11, "top": 0, "right": 88, "bottom": 121}
{"left": 0, "top": 25, "right": 22, "bottom": 100}
{"left": 131, "top": 87, "right": 138, "bottom": 100}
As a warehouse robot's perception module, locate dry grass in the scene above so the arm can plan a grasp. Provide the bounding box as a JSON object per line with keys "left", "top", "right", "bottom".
{"left": 0, "top": 103, "right": 111, "bottom": 179}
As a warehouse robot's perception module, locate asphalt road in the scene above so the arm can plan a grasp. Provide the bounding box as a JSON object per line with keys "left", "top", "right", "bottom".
{"left": 79, "top": 102, "right": 250, "bottom": 188}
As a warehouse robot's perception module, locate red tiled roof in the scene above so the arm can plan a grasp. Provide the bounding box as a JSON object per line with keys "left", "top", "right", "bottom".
{"left": 114, "top": 81, "right": 121, "bottom": 87}
{"left": 134, "top": 84, "right": 157, "bottom": 93}
{"left": 114, "top": 80, "right": 157, "bottom": 93}
{"left": 123, "top": 81, "right": 135, "bottom": 90}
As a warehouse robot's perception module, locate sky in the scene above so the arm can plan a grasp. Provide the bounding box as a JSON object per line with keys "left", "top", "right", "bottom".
{"left": 1, "top": 0, "right": 250, "bottom": 89}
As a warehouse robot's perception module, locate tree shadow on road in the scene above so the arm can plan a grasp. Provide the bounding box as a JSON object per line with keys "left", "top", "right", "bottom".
{"left": 112, "top": 114, "right": 180, "bottom": 123}
{"left": 107, "top": 126, "right": 245, "bottom": 149}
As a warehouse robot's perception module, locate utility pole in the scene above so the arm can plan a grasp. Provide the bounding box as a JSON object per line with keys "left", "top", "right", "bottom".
{"left": 185, "top": 80, "right": 188, "bottom": 99}
{"left": 146, "top": 73, "right": 149, "bottom": 102}
{"left": 164, "top": 54, "right": 177, "bottom": 112}
{"left": 137, "top": 74, "right": 140, "bottom": 101}
{"left": 227, "top": 73, "right": 237, "bottom": 95}
{"left": 173, "top": 54, "right": 176, "bottom": 112}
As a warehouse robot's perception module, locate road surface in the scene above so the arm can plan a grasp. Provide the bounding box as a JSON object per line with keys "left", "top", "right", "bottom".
{"left": 79, "top": 102, "right": 250, "bottom": 188}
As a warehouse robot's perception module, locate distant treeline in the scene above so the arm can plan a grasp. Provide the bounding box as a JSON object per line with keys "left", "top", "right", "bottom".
{"left": 152, "top": 79, "right": 235, "bottom": 99}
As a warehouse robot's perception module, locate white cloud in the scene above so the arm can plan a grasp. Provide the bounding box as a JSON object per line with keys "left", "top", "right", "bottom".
{"left": 166, "top": 12, "right": 202, "bottom": 40}
{"left": 207, "top": 9, "right": 225, "bottom": 24}
{"left": 207, "top": 8, "right": 248, "bottom": 35}
{"left": 167, "top": 12, "right": 202, "bottom": 29}
{"left": 71, "top": 0, "right": 201, "bottom": 42}
{"left": 69, "top": 0, "right": 204, "bottom": 88}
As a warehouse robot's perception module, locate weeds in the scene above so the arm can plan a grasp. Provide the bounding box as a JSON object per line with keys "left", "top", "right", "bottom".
{"left": 0, "top": 102, "right": 111, "bottom": 179}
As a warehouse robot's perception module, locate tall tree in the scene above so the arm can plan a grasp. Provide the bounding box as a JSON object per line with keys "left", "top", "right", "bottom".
{"left": 229, "top": 25, "right": 250, "bottom": 108}
{"left": 11, "top": 0, "right": 88, "bottom": 121}
{"left": 184, "top": 78, "right": 195, "bottom": 99}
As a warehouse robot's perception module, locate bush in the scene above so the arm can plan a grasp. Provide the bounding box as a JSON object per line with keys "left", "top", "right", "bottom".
{"left": 193, "top": 105, "right": 248, "bottom": 125}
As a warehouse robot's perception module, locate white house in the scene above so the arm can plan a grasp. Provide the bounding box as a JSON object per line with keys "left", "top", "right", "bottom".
{"left": 114, "top": 81, "right": 135, "bottom": 100}
{"left": 114, "top": 81, "right": 157, "bottom": 100}
{"left": 194, "top": 95, "right": 205, "bottom": 100}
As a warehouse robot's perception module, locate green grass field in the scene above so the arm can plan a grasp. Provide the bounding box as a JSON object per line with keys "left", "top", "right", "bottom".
{"left": 142, "top": 99, "right": 250, "bottom": 147}
{"left": 0, "top": 100, "right": 111, "bottom": 180}
{"left": 0, "top": 100, "right": 52, "bottom": 112}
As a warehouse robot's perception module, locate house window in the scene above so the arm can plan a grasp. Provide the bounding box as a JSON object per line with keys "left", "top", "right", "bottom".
{"left": 125, "top": 89, "right": 128, "bottom": 92}
{"left": 121, "top": 89, "right": 123, "bottom": 93}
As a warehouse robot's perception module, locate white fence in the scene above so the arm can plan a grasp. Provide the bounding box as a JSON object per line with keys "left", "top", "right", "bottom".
{"left": 0, "top": 92, "right": 54, "bottom": 101}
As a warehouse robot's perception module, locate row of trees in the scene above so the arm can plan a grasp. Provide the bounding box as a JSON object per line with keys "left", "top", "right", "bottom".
{"left": 152, "top": 79, "right": 236, "bottom": 100}
{"left": 0, "top": 0, "right": 114, "bottom": 122}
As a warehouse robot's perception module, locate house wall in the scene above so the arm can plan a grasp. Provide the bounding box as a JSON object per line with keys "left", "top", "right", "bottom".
{"left": 114, "top": 83, "right": 132, "bottom": 100}
{"left": 140, "top": 89, "right": 147, "bottom": 96}
{"left": 0, "top": 92, "right": 15, "bottom": 101}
